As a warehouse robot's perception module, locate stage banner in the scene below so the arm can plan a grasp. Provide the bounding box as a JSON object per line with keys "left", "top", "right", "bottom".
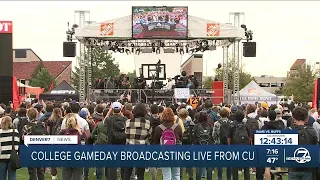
{"left": 20, "top": 145, "right": 319, "bottom": 168}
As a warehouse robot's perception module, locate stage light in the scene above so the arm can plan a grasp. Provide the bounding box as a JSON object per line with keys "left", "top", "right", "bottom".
{"left": 185, "top": 44, "right": 189, "bottom": 53}
{"left": 152, "top": 43, "right": 156, "bottom": 53}
{"left": 156, "top": 47, "right": 160, "bottom": 54}
{"left": 179, "top": 48, "right": 184, "bottom": 55}
{"left": 125, "top": 49, "right": 131, "bottom": 55}
{"left": 131, "top": 43, "right": 134, "bottom": 53}
{"left": 175, "top": 44, "right": 179, "bottom": 52}
{"left": 217, "top": 63, "right": 222, "bottom": 69}
{"left": 135, "top": 48, "right": 141, "bottom": 55}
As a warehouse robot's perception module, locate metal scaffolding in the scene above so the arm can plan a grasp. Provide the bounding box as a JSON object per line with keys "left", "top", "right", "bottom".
{"left": 75, "top": 10, "right": 90, "bottom": 102}
{"left": 222, "top": 45, "right": 229, "bottom": 103}
{"left": 85, "top": 21, "right": 95, "bottom": 100}
{"left": 230, "top": 12, "right": 243, "bottom": 104}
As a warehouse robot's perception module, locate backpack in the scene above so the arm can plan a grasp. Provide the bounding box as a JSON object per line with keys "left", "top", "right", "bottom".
{"left": 159, "top": 124, "right": 178, "bottom": 145}
{"left": 95, "top": 122, "right": 108, "bottom": 145}
{"left": 232, "top": 123, "right": 250, "bottom": 144}
{"left": 246, "top": 117, "right": 260, "bottom": 138}
{"left": 17, "top": 117, "right": 28, "bottom": 137}
{"left": 195, "top": 124, "right": 212, "bottom": 145}
{"left": 289, "top": 126, "right": 312, "bottom": 145}
{"left": 206, "top": 110, "right": 218, "bottom": 124}
{"left": 50, "top": 118, "right": 63, "bottom": 135}
{"left": 219, "top": 120, "right": 230, "bottom": 144}
{"left": 181, "top": 119, "right": 193, "bottom": 145}
{"left": 31, "top": 122, "right": 48, "bottom": 135}
{"left": 110, "top": 117, "right": 126, "bottom": 144}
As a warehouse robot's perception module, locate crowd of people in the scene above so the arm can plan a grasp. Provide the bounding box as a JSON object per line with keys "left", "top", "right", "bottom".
{"left": 0, "top": 98, "right": 318, "bottom": 180}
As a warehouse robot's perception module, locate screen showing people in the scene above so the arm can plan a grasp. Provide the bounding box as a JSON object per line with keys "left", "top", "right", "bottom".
{"left": 132, "top": 6, "right": 188, "bottom": 39}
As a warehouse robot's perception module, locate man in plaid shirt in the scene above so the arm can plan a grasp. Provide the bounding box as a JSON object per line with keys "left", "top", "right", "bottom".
{"left": 124, "top": 103, "right": 152, "bottom": 180}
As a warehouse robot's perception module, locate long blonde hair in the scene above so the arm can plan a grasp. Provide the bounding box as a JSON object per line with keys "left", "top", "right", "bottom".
{"left": 66, "top": 114, "right": 81, "bottom": 134}
{"left": 1, "top": 116, "right": 13, "bottom": 130}
{"left": 49, "top": 108, "right": 62, "bottom": 122}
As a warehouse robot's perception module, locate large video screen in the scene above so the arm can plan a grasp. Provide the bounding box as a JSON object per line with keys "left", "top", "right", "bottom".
{"left": 132, "top": 6, "right": 188, "bottom": 39}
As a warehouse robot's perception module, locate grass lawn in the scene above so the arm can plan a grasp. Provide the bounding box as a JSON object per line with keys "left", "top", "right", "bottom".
{"left": 16, "top": 168, "right": 288, "bottom": 180}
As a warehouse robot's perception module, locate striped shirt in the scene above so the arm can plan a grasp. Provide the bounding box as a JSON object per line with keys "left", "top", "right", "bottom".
{"left": 0, "top": 129, "right": 19, "bottom": 160}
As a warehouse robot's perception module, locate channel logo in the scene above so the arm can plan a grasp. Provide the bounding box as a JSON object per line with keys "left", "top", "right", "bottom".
{"left": 286, "top": 147, "right": 311, "bottom": 164}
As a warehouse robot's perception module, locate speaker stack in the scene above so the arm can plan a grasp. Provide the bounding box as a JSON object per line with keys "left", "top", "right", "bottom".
{"left": 63, "top": 42, "right": 76, "bottom": 57}
{"left": 243, "top": 42, "right": 256, "bottom": 57}
{"left": 0, "top": 21, "right": 13, "bottom": 104}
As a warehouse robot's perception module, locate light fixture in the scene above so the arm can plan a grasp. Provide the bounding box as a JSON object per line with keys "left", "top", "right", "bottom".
{"left": 131, "top": 44, "right": 134, "bottom": 53}
{"left": 185, "top": 44, "right": 189, "bottom": 53}
{"left": 179, "top": 48, "right": 184, "bottom": 55}
{"left": 135, "top": 48, "right": 140, "bottom": 55}
{"left": 175, "top": 44, "right": 179, "bottom": 52}
{"left": 156, "top": 47, "right": 160, "bottom": 54}
{"left": 125, "top": 49, "right": 131, "bottom": 55}
{"left": 152, "top": 43, "right": 155, "bottom": 53}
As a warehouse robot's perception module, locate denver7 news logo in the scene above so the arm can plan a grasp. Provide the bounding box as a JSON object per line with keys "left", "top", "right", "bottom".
{"left": 0, "top": 21, "right": 12, "bottom": 33}
{"left": 286, "top": 147, "right": 311, "bottom": 164}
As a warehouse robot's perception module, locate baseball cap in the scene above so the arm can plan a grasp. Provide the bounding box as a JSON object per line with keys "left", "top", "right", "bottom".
{"left": 231, "top": 105, "right": 238, "bottom": 112}
{"left": 261, "top": 102, "right": 269, "bottom": 109}
{"left": 283, "top": 107, "right": 289, "bottom": 111}
{"left": 112, "top": 102, "right": 122, "bottom": 110}
{"left": 274, "top": 108, "right": 281, "bottom": 114}
{"left": 79, "top": 110, "right": 88, "bottom": 119}
{"left": 186, "top": 105, "right": 193, "bottom": 111}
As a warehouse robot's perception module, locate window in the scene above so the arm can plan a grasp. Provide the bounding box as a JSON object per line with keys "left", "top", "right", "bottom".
{"left": 270, "top": 83, "right": 277, "bottom": 87}
{"left": 20, "top": 79, "right": 25, "bottom": 85}
{"left": 259, "top": 83, "right": 270, "bottom": 87}
{"left": 15, "top": 49, "right": 27, "bottom": 58}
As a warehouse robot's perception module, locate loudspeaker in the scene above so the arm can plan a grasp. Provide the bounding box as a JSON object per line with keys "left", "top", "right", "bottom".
{"left": 0, "top": 34, "right": 13, "bottom": 76}
{"left": 0, "top": 76, "right": 12, "bottom": 104}
{"left": 63, "top": 42, "right": 76, "bottom": 57}
{"left": 243, "top": 42, "right": 256, "bottom": 57}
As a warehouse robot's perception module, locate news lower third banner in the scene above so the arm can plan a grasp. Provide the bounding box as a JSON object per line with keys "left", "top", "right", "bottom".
{"left": 20, "top": 145, "right": 319, "bottom": 168}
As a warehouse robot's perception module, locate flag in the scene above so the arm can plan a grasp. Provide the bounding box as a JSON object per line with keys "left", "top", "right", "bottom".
{"left": 49, "top": 83, "right": 54, "bottom": 91}
{"left": 12, "top": 76, "right": 20, "bottom": 110}
{"left": 312, "top": 78, "right": 318, "bottom": 110}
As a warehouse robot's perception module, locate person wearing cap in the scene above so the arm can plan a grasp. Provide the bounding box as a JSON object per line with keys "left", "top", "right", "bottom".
{"left": 166, "top": 77, "right": 173, "bottom": 90}
{"left": 104, "top": 102, "right": 127, "bottom": 180}
{"left": 261, "top": 102, "right": 269, "bottom": 110}
{"left": 275, "top": 108, "right": 287, "bottom": 128}
{"left": 229, "top": 105, "right": 238, "bottom": 121}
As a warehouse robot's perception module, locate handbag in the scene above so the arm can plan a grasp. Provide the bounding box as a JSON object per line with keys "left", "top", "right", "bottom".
{"left": 10, "top": 127, "right": 20, "bottom": 170}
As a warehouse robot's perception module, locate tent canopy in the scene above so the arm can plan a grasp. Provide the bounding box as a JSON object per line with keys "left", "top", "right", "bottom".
{"left": 39, "top": 81, "right": 79, "bottom": 101}
{"left": 239, "top": 80, "right": 278, "bottom": 104}
{"left": 75, "top": 15, "right": 245, "bottom": 39}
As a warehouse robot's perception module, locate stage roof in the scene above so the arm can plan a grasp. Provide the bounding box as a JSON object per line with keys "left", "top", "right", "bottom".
{"left": 75, "top": 15, "right": 245, "bottom": 39}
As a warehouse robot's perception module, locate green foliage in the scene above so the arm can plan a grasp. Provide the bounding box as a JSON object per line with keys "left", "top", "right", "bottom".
{"left": 202, "top": 76, "right": 214, "bottom": 89}
{"left": 29, "top": 68, "right": 56, "bottom": 92}
{"left": 282, "top": 64, "right": 315, "bottom": 102}
{"left": 30, "top": 61, "right": 43, "bottom": 79}
{"left": 215, "top": 58, "right": 254, "bottom": 92}
{"left": 71, "top": 49, "right": 120, "bottom": 89}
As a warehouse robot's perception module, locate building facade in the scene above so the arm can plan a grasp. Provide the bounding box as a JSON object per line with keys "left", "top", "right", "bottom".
{"left": 13, "top": 49, "right": 72, "bottom": 86}
{"left": 254, "top": 76, "right": 286, "bottom": 94}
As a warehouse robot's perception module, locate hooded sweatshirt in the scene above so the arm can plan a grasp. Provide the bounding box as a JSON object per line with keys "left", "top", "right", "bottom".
{"left": 92, "top": 112, "right": 104, "bottom": 126}
{"left": 261, "top": 120, "right": 284, "bottom": 130}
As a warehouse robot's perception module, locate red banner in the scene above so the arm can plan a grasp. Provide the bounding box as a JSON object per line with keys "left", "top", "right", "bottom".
{"left": 12, "top": 76, "right": 20, "bottom": 110}
{"left": 0, "top": 21, "right": 12, "bottom": 34}
{"left": 212, "top": 81, "right": 224, "bottom": 105}
{"left": 312, "top": 78, "right": 318, "bottom": 110}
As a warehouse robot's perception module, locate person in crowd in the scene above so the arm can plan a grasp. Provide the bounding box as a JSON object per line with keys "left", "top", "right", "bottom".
{"left": 193, "top": 111, "right": 214, "bottom": 180}
{"left": 124, "top": 103, "right": 152, "bottom": 180}
{"left": 243, "top": 104, "right": 261, "bottom": 143}
{"left": 178, "top": 108, "right": 194, "bottom": 180}
{"left": 153, "top": 108, "right": 182, "bottom": 180}
{"left": 59, "top": 114, "right": 87, "bottom": 180}
{"left": 227, "top": 110, "right": 250, "bottom": 180}
{"left": 92, "top": 104, "right": 105, "bottom": 126}
{"left": 0, "top": 107, "right": 4, "bottom": 119}
{"left": 40, "top": 102, "right": 54, "bottom": 123}
{"left": 23, "top": 108, "right": 46, "bottom": 180}
{"left": 34, "top": 104, "right": 44, "bottom": 120}
{"left": 166, "top": 77, "right": 173, "bottom": 90}
{"left": 229, "top": 105, "right": 238, "bottom": 121}
{"left": 186, "top": 78, "right": 194, "bottom": 89}
{"left": 159, "top": 106, "right": 164, "bottom": 117}
{"left": 258, "top": 109, "right": 268, "bottom": 126}
{"left": 203, "top": 100, "right": 219, "bottom": 124}
{"left": 288, "top": 107, "right": 317, "bottom": 180}
{"left": 105, "top": 102, "right": 127, "bottom": 180}
{"left": 125, "top": 103, "right": 133, "bottom": 113}
{"left": 261, "top": 102, "right": 269, "bottom": 111}
{"left": 12, "top": 108, "right": 29, "bottom": 143}
{"left": 149, "top": 104, "right": 161, "bottom": 180}
{"left": 213, "top": 107, "right": 232, "bottom": 180}
{"left": 275, "top": 108, "right": 287, "bottom": 128}
{"left": 61, "top": 103, "right": 90, "bottom": 138}
{"left": 46, "top": 107, "right": 63, "bottom": 180}
{"left": 0, "top": 116, "right": 20, "bottom": 180}
{"left": 302, "top": 105, "right": 315, "bottom": 127}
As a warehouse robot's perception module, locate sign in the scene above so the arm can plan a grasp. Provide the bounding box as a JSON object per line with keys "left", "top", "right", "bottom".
{"left": 20, "top": 145, "right": 320, "bottom": 168}
{"left": 254, "top": 130, "right": 298, "bottom": 145}
{"left": 24, "top": 135, "right": 78, "bottom": 147}
{"left": 0, "top": 21, "right": 12, "bottom": 33}
{"left": 174, "top": 88, "right": 190, "bottom": 99}
{"left": 100, "top": 23, "right": 114, "bottom": 36}
{"left": 248, "top": 88, "right": 261, "bottom": 95}
{"left": 51, "top": 90, "right": 76, "bottom": 94}
{"left": 207, "top": 23, "right": 220, "bottom": 37}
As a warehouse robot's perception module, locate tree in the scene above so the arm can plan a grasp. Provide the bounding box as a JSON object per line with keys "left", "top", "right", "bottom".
{"left": 30, "top": 61, "right": 43, "bottom": 80}
{"left": 215, "top": 58, "right": 254, "bottom": 92}
{"left": 29, "top": 68, "right": 56, "bottom": 92}
{"left": 282, "top": 64, "right": 315, "bottom": 102}
{"left": 71, "top": 48, "right": 121, "bottom": 89}
{"left": 202, "top": 76, "right": 214, "bottom": 89}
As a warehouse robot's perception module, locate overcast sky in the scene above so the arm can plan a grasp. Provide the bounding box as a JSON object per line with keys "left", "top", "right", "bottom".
{"left": 1, "top": 1, "right": 320, "bottom": 77}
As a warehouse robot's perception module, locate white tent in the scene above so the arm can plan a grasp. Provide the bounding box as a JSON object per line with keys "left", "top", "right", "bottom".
{"left": 239, "top": 81, "right": 278, "bottom": 104}
{"left": 75, "top": 15, "right": 244, "bottom": 39}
